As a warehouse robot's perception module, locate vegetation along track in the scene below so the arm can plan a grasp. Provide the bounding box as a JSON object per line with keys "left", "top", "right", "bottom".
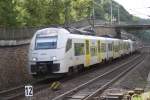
{"left": 53, "top": 53, "right": 145, "bottom": 100}
{"left": 0, "top": 52, "right": 141, "bottom": 100}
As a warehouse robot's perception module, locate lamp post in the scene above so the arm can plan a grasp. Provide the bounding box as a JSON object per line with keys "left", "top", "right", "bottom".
{"left": 110, "top": 0, "right": 113, "bottom": 24}
{"left": 92, "top": 0, "right": 95, "bottom": 28}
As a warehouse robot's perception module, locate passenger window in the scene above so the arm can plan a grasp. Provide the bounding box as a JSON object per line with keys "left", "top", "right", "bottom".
{"left": 108, "top": 43, "right": 112, "bottom": 51}
{"left": 101, "top": 43, "right": 106, "bottom": 52}
{"left": 114, "top": 45, "right": 118, "bottom": 52}
{"left": 66, "top": 39, "right": 72, "bottom": 52}
{"left": 86, "top": 40, "right": 90, "bottom": 55}
{"left": 90, "top": 47, "right": 96, "bottom": 56}
{"left": 74, "top": 43, "right": 84, "bottom": 56}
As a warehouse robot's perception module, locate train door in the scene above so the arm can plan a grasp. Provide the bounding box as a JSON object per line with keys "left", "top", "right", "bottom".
{"left": 97, "top": 40, "right": 101, "bottom": 63}
{"left": 104, "top": 42, "right": 107, "bottom": 60}
{"left": 107, "top": 40, "right": 113, "bottom": 60}
{"left": 85, "top": 40, "right": 90, "bottom": 67}
{"left": 113, "top": 41, "right": 115, "bottom": 59}
{"left": 106, "top": 41, "right": 109, "bottom": 60}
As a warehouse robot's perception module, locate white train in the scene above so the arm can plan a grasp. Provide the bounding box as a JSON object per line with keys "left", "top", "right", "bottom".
{"left": 28, "top": 27, "right": 138, "bottom": 77}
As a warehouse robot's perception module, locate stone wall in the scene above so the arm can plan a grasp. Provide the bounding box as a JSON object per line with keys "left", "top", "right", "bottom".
{"left": 0, "top": 45, "right": 32, "bottom": 90}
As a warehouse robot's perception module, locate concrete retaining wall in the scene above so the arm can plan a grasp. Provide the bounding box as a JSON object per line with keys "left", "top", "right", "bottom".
{"left": 0, "top": 45, "right": 32, "bottom": 91}
{"left": 0, "top": 39, "right": 30, "bottom": 46}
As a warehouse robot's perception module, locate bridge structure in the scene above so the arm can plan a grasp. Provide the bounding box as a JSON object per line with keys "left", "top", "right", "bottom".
{"left": 115, "top": 24, "right": 150, "bottom": 38}
{"left": 93, "top": 24, "right": 150, "bottom": 39}
{"left": 115, "top": 24, "right": 150, "bottom": 30}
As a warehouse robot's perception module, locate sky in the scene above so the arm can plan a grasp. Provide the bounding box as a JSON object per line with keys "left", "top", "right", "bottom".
{"left": 114, "top": 0, "right": 150, "bottom": 19}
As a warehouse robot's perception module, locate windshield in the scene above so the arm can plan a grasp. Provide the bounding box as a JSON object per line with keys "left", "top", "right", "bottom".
{"left": 35, "top": 36, "right": 57, "bottom": 49}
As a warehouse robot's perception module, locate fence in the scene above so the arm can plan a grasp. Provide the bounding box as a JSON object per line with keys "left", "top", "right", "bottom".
{"left": 0, "top": 19, "right": 92, "bottom": 40}
{"left": 0, "top": 19, "right": 131, "bottom": 40}
{"left": 0, "top": 27, "right": 38, "bottom": 40}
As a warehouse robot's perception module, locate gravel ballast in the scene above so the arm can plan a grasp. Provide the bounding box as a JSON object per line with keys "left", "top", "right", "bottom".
{"left": 111, "top": 48, "right": 150, "bottom": 91}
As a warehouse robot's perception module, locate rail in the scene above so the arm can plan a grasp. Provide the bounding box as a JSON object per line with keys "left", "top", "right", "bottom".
{"left": 53, "top": 54, "right": 145, "bottom": 100}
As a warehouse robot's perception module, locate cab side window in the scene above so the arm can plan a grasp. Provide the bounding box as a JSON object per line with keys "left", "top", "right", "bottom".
{"left": 66, "top": 39, "right": 72, "bottom": 52}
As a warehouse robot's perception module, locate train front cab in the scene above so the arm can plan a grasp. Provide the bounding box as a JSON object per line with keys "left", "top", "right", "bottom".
{"left": 28, "top": 28, "right": 72, "bottom": 76}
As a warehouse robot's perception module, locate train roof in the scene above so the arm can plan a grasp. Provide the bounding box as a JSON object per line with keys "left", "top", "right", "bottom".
{"left": 68, "top": 33, "right": 120, "bottom": 41}
{"left": 35, "top": 27, "right": 70, "bottom": 35}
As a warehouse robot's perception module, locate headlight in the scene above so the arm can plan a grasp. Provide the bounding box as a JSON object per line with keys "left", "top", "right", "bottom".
{"left": 52, "top": 56, "right": 57, "bottom": 61}
{"left": 32, "top": 57, "right": 38, "bottom": 61}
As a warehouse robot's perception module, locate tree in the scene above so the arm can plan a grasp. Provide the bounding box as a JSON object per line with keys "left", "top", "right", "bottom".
{"left": 0, "top": 0, "right": 18, "bottom": 27}
{"left": 72, "top": 0, "right": 92, "bottom": 20}
{"left": 0, "top": 0, "right": 149, "bottom": 27}
{"left": 45, "top": 0, "right": 64, "bottom": 25}
{"left": 23, "top": 0, "right": 49, "bottom": 26}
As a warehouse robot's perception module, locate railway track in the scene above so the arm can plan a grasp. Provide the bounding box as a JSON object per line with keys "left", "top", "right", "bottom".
{"left": 53, "top": 54, "right": 145, "bottom": 100}
{"left": 0, "top": 76, "right": 56, "bottom": 100}
{"left": 0, "top": 53, "right": 142, "bottom": 100}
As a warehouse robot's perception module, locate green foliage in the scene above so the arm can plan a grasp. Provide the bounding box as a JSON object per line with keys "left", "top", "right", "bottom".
{"left": 0, "top": 0, "right": 18, "bottom": 26}
{"left": 0, "top": 0, "right": 149, "bottom": 27}
{"left": 72, "top": 0, "right": 91, "bottom": 21}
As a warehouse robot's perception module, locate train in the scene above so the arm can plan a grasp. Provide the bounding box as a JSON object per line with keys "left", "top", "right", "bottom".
{"left": 28, "top": 27, "right": 139, "bottom": 77}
